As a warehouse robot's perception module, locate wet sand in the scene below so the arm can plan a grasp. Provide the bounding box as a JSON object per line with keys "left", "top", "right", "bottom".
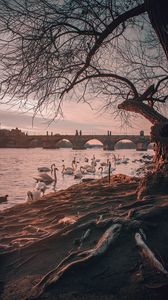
{"left": 0, "top": 174, "right": 168, "bottom": 300}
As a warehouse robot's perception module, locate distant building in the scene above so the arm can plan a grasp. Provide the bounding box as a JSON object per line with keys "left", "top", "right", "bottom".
{"left": 0, "top": 129, "right": 12, "bottom": 136}
{"left": 11, "top": 127, "right": 25, "bottom": 136}
{"left": 0, "top": 127, "right": 25, "bottom": 136}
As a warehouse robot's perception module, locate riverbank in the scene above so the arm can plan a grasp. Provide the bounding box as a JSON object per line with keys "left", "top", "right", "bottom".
{"left": 0, "top": 174, "right": 168, "bottom": 300}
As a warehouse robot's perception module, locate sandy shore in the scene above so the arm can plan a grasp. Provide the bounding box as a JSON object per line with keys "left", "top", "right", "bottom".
{"left": 0, "top": 174, "right": 168, "bottom": 300}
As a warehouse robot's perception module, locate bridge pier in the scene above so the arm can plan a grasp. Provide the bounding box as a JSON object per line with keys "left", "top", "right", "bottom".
{"left": 103, "top": 143, "right": 115, "bottom": 151}
{"left": 73, "top": 146, "right": 85, "bottom": 150}
{"left": 72, "top": 144, "right": 85, "bottom": 150}
{"left": 72, "top": 136, "right": 86, "bottom": 150}
{"left": 42, "top": 141, "right": 59, "bottom": 149}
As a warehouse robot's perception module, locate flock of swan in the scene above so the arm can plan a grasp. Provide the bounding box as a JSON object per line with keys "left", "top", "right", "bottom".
{"left": 0, "top": 153, "right": 153, "bottom": 204}
{"left": 26, "top": 154, "right": 134, "bottom": 202}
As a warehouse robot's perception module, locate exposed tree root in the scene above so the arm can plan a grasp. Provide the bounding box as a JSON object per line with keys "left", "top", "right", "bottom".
{"left": 135, "top": 230, "right": 168, "bottom": 275}
{"left": 28, "top": 223, "right": 122, "bottom": 299}
{"left": 1, "top": 175, "right": 168, "bottom": 300}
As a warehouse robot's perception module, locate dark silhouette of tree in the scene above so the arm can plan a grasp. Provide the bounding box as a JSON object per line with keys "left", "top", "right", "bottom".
{"left": 145, "top": 0, "right": 168, "bottom": 60}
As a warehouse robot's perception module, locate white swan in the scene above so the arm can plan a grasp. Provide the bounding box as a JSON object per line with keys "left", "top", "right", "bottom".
{"left": 91, "top": 155, "right": 97, "bottom": 166}
{"left": 80, "top": 164, "right": 96, "bottom": 174}
{"left": 35, "top": 182, "right": 47, "bottom": 195}
{"left": 34, "top": 167, "right": 58, "bottom": 184}
{"left": 74, "top": 167, "right": 84, "bottom": 179}
{"left": 37, "top": 163, "right": 55, "bottom": 173}
{"left": 62, "top": 164, "right": 75, "bottom": 175}
{"left": 99, "top": 165, "right": 115, "bottom": 175}
{"left": 86, "top": 165, "right": 96, "bottom": 173}
{"left": 72, "top": 157, "right": 77, "bottom": 170}
{"left": 81, "top": 163, "right": 96, "bottom": 173}
{"left": 27, "top": 190, "right": 42, "bottom": 202}
{"left": 121, "top": 157, "right": 129, "bottom": 164}
{"left": 100, "top": 158, "right": 109, "bottom": 167}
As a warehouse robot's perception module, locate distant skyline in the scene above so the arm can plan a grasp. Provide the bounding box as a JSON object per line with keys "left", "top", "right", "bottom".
{"left": 0, "top": 101, "right": 152, "bottom": 136}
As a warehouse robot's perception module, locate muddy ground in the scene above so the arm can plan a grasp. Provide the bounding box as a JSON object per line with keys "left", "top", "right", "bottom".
{"left": 0, "top": 174, "right": 168, "bottom": 300}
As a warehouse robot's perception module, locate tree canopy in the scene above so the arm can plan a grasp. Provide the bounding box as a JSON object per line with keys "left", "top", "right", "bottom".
{"left": 0, "top": 0, "right": 167, "bottom": 123}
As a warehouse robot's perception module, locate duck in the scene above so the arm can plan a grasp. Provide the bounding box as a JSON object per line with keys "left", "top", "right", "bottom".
{"left": 0, "top": 195, "right": 8, "bottom": 203}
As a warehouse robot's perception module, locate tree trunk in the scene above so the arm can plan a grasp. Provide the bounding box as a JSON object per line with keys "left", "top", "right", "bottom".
{"left": 118, "top": 99, "right": 168, "bottom": 164}
{"left": 118, "top": 99, "right": 168, "bottom": 199}
{"left": 118, "top": 99, "right": 168, "bottom": 125}
{"left": 145, "top": 0, "right": 168, "bottom": 60}
{"left": 151, "top": 122, "right": 168, "bottom": 169}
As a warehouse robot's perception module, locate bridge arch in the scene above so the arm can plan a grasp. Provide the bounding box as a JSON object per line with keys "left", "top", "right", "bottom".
{"left": 114, "top": 138, "right": 136, "bottom": 150}
{"left": 29, "top": 138, "right": 42, "bottom": 148}
{"left": 55, "top": 138, "right": 73, "bottom": 148}
{"left": 6, "top": 138, "right": 17, "bottom": 148}
{"left": 84, "top": 139, "right": 104, "bottom": 149}
{"left": 42, "top": 137, "right": 73, "bottom": 149}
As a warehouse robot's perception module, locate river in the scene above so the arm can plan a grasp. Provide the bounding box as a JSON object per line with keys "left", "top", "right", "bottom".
{"left": 0, "top": 148, "right": 153, "bottom": 210}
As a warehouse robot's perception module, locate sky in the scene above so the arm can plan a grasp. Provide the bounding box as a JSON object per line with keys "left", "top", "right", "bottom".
{"left": 0, "top": 100, "right": 151, "bottom": 137}
{"left": 0, "top": 1, "right": 158, "bottom": 138}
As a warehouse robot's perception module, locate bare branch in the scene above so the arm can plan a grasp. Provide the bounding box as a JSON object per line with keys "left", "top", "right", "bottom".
{"left": 0, "top": 0, "right": 167, "bottom": 125}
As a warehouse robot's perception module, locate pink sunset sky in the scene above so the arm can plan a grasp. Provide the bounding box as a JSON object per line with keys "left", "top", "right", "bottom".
{"left": 0, "top": 100, "right": 151, "bottom": 136}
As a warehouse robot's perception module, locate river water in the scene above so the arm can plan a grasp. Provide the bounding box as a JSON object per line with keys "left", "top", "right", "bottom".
{"left": 0, "top": 148, "right": 153, "bottom": 210}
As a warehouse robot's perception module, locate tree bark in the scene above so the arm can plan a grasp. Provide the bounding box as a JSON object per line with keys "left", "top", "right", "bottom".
{"left": 118, "top": 99, "right": 168, "bottom": 125}
{"left": 151, "top": 123, "right": 168, "bottom": 168}
{"left": 118, "top": 99, "right": 168, "bottom": 167}
{"left": 145, "top": 0, "right": 168, "bottom": 60}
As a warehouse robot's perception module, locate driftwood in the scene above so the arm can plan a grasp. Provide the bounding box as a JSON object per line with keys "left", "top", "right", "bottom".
{"left": 29, "top": 223, "right": 122, "bottom": 299}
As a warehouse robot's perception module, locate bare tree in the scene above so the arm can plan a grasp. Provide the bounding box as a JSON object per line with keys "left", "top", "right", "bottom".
{"left": 146, "top": 0, "right": 168, "bottom": 60}
{"left": 1, "top": 3, "right": 168, "bottom": 298}
{"left": 0, "top": 0, "right": 168, "bottom": 174}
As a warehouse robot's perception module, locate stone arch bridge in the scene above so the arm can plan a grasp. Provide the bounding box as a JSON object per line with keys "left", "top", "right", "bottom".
{"left": 0, "top": 130, "right": 151, "bottom": 151}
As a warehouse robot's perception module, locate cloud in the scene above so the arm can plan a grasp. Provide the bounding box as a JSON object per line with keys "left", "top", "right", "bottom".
{"left": 0, "top": 102, "right": 151, "bottom": 135}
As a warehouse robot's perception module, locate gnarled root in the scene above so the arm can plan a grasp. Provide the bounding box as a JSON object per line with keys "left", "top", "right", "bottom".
{"left": 28, "top": 223, "right": 122, "bottom": 299}
{"left": 135, "top": 229, "right": 168, "bottom": 275}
